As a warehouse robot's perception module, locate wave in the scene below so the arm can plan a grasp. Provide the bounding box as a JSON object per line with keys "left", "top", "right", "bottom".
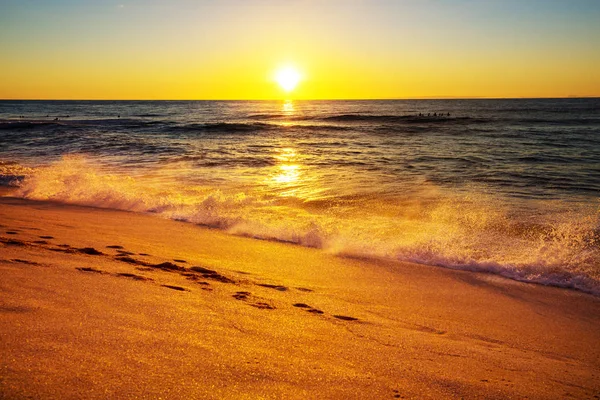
{"left": 510, "top": 117, "right": 600, "bottom": 126}
{"left": 0, "top": 160, "right": 32, "bottom": 186}
{"left": 0, "top": 118, "right": 170, "bottom": 131}
{"left": 243, "top": 113, "right": 490, "bottom": 125}
{"left": 9, "top": 155, "right": 600, "bottom": 297}
{"left": 165, "top": 121, "right": 352, "bottom": 134}
{"left": 0, "top": 121, "right": 60, "bottom": 130}
{"left": 166, "top": 122, "right": 275, "bottom": 134}
{"left": 319, "top": 114, "right": 486, "bottom": 124}
{"left": 134, "top": 113, "right": 165, "bottom": 117}
{"left": 247, "top": 113, "right": 286, "bottom": 120}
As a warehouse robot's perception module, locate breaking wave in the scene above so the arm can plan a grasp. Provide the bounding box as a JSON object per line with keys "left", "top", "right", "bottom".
{"left": 8, "top": 155, "right": 600, "bottom": 296}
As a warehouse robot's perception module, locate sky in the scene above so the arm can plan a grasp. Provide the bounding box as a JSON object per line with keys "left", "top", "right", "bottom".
{"left": 1, "top": 0, "right": 599, "bottom": 100}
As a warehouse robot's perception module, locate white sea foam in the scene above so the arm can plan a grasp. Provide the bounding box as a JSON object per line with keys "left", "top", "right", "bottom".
{"left": 12, "top": 155, "right": 600, "bottom": 296}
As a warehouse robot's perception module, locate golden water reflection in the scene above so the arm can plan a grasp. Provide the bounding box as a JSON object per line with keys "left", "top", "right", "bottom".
{"left": 273, "top": 148, "right": 300, "bottom": 187}
{"left": 282, "top": 100, "right": 294, "bottom": 114}
{"left": 267, "top": 146, "right": 327, "bottom": 200}
{"left": 274, "top": 147, "right": 297, "bottom": 163}
{"left": 256, "top": 145, "right": 332, "bottom": 202}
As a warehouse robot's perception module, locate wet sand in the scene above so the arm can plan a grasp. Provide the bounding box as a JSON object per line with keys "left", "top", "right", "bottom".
{"left": 1, "top": 196, "right": 599, "bottom": 399}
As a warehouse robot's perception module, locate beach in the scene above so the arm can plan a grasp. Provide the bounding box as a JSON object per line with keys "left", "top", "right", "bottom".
{"left": 3, "top": 0, "right": 600, "bottom": 397}
{"left": 1, "top": 194, "right": 599, "bottom": 399}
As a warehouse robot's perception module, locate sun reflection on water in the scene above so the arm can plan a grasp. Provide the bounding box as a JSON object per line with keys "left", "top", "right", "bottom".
{"left": 282, "top": 100, "right": 294, "bottom": 114}
{"left": 272, "top": 148, "right": 301, "bottom": 192}
{"left": 274, "top": 164, "right": 300, "bottom": 184}
{"left": 265, "top": 146, "right": 331, "bottom": 201}
{"left": 274, "top": 147, "right": 297, "bottom": 163}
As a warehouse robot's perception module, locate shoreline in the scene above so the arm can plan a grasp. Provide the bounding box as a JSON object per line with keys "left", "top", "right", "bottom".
{"left": 3, "top": 185, "right": 597, "bottom": 298}
{"left": 1, "top": 196, "right": 599, "bottom": 398}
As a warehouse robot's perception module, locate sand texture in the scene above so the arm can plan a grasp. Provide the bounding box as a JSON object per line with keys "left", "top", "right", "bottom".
{"left": 1, "top": 197, "right": 599, "bottom": 399}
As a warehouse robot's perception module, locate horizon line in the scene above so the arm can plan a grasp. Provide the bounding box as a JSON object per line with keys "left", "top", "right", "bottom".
{"left": 1, "top": 96, "right": 599, "bottom": 101}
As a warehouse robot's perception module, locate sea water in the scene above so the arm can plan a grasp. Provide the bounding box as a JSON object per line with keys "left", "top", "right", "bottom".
{"left": 1, "top": 99, "right": 598, "bottom": 294}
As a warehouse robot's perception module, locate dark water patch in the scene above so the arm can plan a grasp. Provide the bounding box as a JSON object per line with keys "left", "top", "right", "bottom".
{"left": 285, "top": 123, "right": 352, "bottom": 132}
{"left": 373, "top": 125, "right": 431, "bottom": 135}
{"left": 0, "top": 121, "right": 60, "bottom": 130}
{"left": 166, "top": 122, "right": 274, "bottom": 134}
{"left": 515, "top": 155, "right": 587, "bottom": 164}
{"left": 511, "top": 117, "right": 600, "bottom": 126}
{"left": 247, "top": 113, "right": 285, "bottom": 120}
{"left": 134, "top": 113, "right": 165, "bottom": 117}
{"left": 320, "top": 114, "right": 483, "bottom": 124}
{"left": 0, "top": 118, "right": 172, "bottom": 134}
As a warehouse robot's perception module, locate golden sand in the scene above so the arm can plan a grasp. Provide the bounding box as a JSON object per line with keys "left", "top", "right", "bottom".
{"left": 1, "top": 196, "right": 599, "bottom": 399}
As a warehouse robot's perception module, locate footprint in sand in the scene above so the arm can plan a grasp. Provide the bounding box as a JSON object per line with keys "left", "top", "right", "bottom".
{"left": 10, "top": 259, "right": 40, "bottom": 265}
{"left": 333, "top": 315, "right": 359, "bottom": 321}
{"left": 0, "top": 238, "right": 26, "bottom": 246}
{"left": 173, "top": 259, "right": 187, "bottom": 263}
{"left": 116, "top": 272, "right": 153, "bottom": 282}
{"left": 153, "top": 262, "right": 185, "bottom": 271}
{"left": 115, "top": 257, "right": 185, "bottom": 273}
{"left": 189, "top": 266, "right": 235, "bottom": 283}
{"left": 233, "top": 291, "right": 251, "bottom": 300}
{"left": 257, "top": 283, "right": 288, "bottom": 292}
{"left": 161, "top": 284, "right": 188, "bottom": 291}
{"left": 233, "top": 291, "right": 275, "bottom": 309}
{"left": 106, "top": 245, "right": 124, "bottom": 249}
{"left": 5, "top": 231, "right": 19, "bottom": 235}
{"left": 39, "top": 235, "right": 54, "bottom": 239}
{"left": 251, "top": 302, "right": 275, "bottom": 310}
{"left": 182, "top": 273, "right": 212, "bottom": 288}
{"left": 293, "top": 303, "right": 324, "bottom": 315}
{"left": 50, "top": 247, "right": 76, "bottom": 253}
{"left": 76, "top": 267, "right": 105, "bottom": 274}
{"left": 77, "top": 247, "right": 104, "bottom": 256}
{"left": 292, "top": 304, "right": 359, "bottom": 321}
{"left": 115, "top": 256, "right": 149, "bottom": 266}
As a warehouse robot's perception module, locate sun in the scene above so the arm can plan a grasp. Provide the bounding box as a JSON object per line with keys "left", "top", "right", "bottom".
{"left": 275, "top": 67, "right": 301, "bottom": 93}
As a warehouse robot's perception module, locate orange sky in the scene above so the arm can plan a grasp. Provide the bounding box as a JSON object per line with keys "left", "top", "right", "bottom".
{"left": 1, "top": 0, "right": 599, "bottom": 100}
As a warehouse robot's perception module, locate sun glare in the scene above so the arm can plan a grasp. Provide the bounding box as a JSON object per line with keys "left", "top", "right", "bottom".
{"left": 275, "top": 67, "right": 301, "bottom": 93}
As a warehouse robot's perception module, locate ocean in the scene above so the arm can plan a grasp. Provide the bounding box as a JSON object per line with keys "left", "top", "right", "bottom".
{"left": 1, "top": 99, "right": 599, "bottom": 295}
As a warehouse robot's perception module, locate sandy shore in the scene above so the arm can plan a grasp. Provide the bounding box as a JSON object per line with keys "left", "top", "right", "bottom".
{"left": 0, "top": 196, "right": 599, "bottom": 399}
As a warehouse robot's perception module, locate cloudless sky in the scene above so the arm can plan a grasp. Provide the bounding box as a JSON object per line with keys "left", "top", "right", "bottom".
{"left": 1, "top": 0, "right": 599, "bottom": 99}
